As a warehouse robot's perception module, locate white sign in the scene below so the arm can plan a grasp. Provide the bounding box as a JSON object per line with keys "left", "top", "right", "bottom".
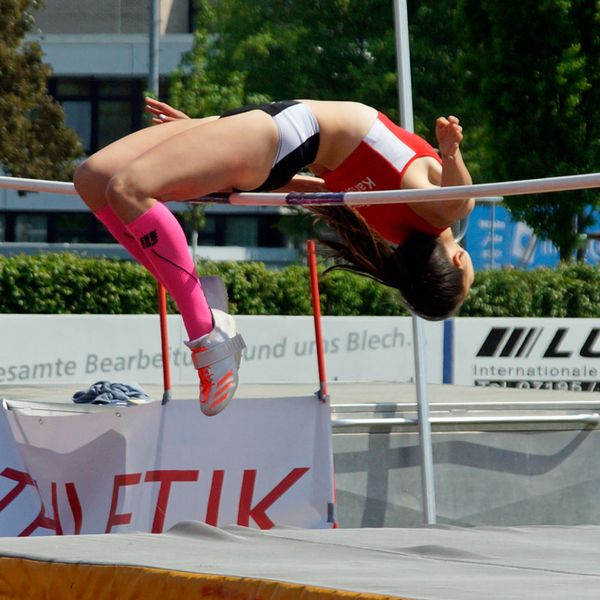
{"left": 453, "top": 317, "right": 600, "bottom": 392}
{"left": 236, "top": 316, "right": 443, "bottom": 383}
{"left": 0, "top": 402, "right": 44, "bottom": 536}
{"left": 0, "top": 396, "right": 334, "bottom": 536}
{"left": 0, "top": 315, "right": 443, "bottom": 385}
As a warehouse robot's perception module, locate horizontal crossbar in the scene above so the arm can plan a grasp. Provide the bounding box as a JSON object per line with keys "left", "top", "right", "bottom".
{"left": 1, "top": 172, "right": 599, "bottom": 206}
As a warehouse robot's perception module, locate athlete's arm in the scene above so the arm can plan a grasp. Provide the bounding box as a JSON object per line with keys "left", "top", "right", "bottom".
{"left": 436, "top": 116, "right": 472, "bottom": 190}
{"left": 404, "top": 116, "right": 474, "bottom": 227}
{"left": 273, "top": 174, "right": 327, "bottom": 193}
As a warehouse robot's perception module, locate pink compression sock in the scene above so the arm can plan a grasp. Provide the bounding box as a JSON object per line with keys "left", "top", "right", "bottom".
{"left": 126, "top": 203, "right": 213, "bottom": 340}
{"left": 94, "top": 205, "right": 164, "bottom": 284}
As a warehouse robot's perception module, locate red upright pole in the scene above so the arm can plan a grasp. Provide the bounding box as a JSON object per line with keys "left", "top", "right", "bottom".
{"left": 307, "top": 240, "right": 338, "bottom": 527}
{"left": 157, "top": 283, "right": 172, "bottom": 404}
{"left": 307, "top": 240, "right": 329, "bottom": 402}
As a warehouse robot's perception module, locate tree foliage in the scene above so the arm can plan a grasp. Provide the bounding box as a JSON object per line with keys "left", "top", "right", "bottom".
{"left": 172, "top": 0, "right": 600, "bottom": 258}
{"left": 202, "top": 0, "right": 398, "bottom": 114}
{"left": 173, "top": 0, "right": 464, "bottom": 136}
{"left": 407, "top": 2, "right": 469, "bottom": 138}
{"left": 456, "top": 0, "right": 600, "bottom": 258}
{"left": 0, "top": 0, "right": 83, "bottom": 180}
{"left": 166, "top": 0, "right": 476, "bottom": 245}
{"left": 4, "top": 253, "right": 600, "bottom": 317}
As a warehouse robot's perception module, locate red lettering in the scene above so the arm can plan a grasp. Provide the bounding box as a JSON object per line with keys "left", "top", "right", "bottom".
{"left": 51, "top": 482, "right": 63, "bottom": 535}
{"left": 2, "top": 470, "right": 85, "bottom": 536}
{"left": 20, "top": 504, "right": 58, "bottom": 537}
{"left": 39, "top": 480, "right": 87, "bottom": 535}
{"left": 205, "top": 470, "right": 224, "bottom": 526}
{"left": 238, "top": 468, "right": 310, "bottom": 529}
{"left": 144, "top": 470, "right": 198, "bottom": 533}
{"left": 105, "top": 473, "right": 142, "bottom": 533}
{"left": 0, "top": 468, "right": 34, "bottom": 511}
{"left": 66, "top": 483, "right": 83, "bottom": 535}
{"left": 31, "top": 480, "right": 83, "bottom": 535}
{"left": 0, "top": 469, "right": 57, "bottom": 536}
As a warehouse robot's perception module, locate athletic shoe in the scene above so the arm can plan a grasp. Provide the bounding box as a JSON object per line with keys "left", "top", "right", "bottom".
{"left": 185, "top": 309, "right": 246, "bottom": 416}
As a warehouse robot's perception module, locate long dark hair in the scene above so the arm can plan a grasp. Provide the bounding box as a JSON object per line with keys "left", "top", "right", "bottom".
{"left": 309, "top": 205, "right": 465, "bottom": 320}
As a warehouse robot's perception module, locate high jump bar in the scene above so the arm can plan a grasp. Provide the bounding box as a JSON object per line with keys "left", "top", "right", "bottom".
{"left": 1, "top": 172, "right": 599, "bottom": 206}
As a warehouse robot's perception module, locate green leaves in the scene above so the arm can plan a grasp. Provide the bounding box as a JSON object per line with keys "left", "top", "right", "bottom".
{"left": 0, "top": 254, "right": 157, "bottom": 314}
{"left": 0, "top": 0, "right": 83, "bottom": 180}
{"left": 175, "top": 0, "right": 403, "bottom": 115}
{"left": 3, "top": 254, "right": 600, "bottom": 318}
{"left": 456, "top": 0, "right": 600, "bottom": 258}
{"left": 0, "top": 254, "right": 410, "bottom": 316}
{"left": 461, "top": 263, "right": 600, "bottom": 317}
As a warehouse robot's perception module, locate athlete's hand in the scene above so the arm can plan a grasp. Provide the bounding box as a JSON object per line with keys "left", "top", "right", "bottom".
{"left": 145, "top": 97, "right": 190, "bottom": 125}
{"left": 436, "top": 116, "right": 463, "bottom": 159}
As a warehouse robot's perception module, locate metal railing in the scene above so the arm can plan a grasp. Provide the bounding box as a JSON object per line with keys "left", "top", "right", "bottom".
{"left": 332, "top": 412, "right": 600, "bottom": 429}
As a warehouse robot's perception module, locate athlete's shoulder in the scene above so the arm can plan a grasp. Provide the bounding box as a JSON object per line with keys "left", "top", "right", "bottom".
{"left": 402, "top": 156, "right": 442, "bottom": 189}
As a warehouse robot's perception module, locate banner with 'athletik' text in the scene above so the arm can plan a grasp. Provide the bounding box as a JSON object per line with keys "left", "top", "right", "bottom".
{"left": 0, "top": 396, "right": 334, "bottom": 536}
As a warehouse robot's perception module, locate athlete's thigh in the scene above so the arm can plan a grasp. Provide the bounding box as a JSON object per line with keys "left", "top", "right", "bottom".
{"left": 85, "top": 117, "right": 218, "bottom": 179}
{"left": 119, "top": 111, "right": 279, "bottom": 201}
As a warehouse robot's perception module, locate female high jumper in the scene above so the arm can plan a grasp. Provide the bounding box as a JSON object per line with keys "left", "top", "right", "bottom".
{"left": 73, "top": 98, "right": 474, "bottom": 416}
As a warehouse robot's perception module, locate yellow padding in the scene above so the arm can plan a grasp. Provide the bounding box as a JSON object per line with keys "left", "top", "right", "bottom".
{"left": 0, "top": 557, "right": 407, "bottom": 600}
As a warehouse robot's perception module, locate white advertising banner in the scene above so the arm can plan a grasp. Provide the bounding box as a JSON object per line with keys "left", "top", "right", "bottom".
{"left": 0, "top": 402, "right": 45, "bottom": 536}
{"left": 0, "top": 396, "right": 334, "bottom": 536}
{"left": 453, "top": 317, "right": 600, "bottom": 392}
{"left": 237, "top": 316, "right": 443, "bottom": 384}
{"left": 0, "top": 315, "right": 443, "bottom": 385}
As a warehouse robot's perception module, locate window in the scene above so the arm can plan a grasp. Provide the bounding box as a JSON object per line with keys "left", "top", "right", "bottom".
{"left": 98, "top": 100, "right": 135, "bottom": 148}
{"left": 97, "top": 80, "right": 142, "bottom": 148}
{"left": 62, "top": 101, "right": 92, "bottom": 151}
{"left": 54, "top": 79, "right": 93, "bottom": 153}
{"left": 192, "top": 214, "right": 285, "bottom": 247}
{"left": 49, "top": 77, "right": 145, "bottom": 154}
{"left": 225, "top": 216, "right": 259, "bottom": 247}
{"left": 14, "top": 215, "right": 47, "bottom": 242}
{"left": 196, "top": 215, "right": 217, "bottom": 246}
{"left": 0, "top": 215, "right": 5, "bottom": 241}
{"left": 51, "top": 214, "right": 94, "bottom": 243}
{"left": 94, "top": 217, "right": 120, "bottom": 244}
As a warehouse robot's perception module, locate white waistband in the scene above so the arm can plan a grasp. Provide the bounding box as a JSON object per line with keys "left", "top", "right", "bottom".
{"left": 272, "top": 103, "right": 320, "bottom": 166}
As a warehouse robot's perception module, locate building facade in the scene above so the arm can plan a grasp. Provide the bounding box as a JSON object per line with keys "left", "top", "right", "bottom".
{"left": 0, "top": 0, "right": 298, "bottom": 266}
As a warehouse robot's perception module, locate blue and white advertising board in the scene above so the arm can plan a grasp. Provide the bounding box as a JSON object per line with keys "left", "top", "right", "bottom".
{"left": 465, "top": 204, "right": 600, "bottom": 270}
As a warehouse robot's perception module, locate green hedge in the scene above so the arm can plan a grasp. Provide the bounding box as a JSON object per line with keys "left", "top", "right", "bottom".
{"left": 461, "top": 263, "right": 600, "bottom": 317}
{"left": 1, "top": 253, "right": 600, "bottom": 317}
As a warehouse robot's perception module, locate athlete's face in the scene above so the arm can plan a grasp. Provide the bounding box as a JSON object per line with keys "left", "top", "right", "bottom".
{"left": 443, "top": 235, "right": 475, "bottom": 299}
{"left": 458, "top": 249, "right": 475, "bottom": 298}
{"left": 452, "top": 247, "right": 474, "bottom": 298}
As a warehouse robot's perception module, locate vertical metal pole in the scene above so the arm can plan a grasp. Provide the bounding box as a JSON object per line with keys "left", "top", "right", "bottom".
{"left": 393, "top": 0, "right": 414, "bottom": 132}
{"left": 491, "top": 200, "right": 496, "bottom": 269}
{"left": 149, "top": 0, "right": 160, "bottom": 96}
{"left": 411, "top": 317, "right": 437, "bottom": 523}
{"left": 393, "top": 0, "right": 437, "bottom": 524}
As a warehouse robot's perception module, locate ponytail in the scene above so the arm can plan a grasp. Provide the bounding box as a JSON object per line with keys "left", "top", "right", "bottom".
{"left": 308, "top": 205, "right": 465, "bottom": 320}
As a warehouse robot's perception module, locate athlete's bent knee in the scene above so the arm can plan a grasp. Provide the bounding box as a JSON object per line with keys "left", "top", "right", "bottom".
{"left": 73, "top": 159, "right": 98, "bottom": 196}
{"left": 73, "top": 159, "right": 114, "bottom": 211}
{"left": 105, "top": 171, "right": 144, "bottom": 210}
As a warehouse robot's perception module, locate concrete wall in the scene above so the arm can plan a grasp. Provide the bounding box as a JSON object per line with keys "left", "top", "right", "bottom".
{"left": 33, "top": 0, "right": 190, "bottom": 35}
{"left": 333, "top": 415, "right": 600, "bottom": 527}
{"left": 26, "top": 33, "right": 192, "bottom": 76}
